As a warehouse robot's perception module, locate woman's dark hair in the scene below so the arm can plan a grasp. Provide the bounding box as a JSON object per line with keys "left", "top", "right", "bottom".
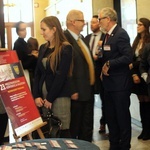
{"left": 27, "top": 37, "right": 39, "bottom": 52}
{"left": 132, "top": 18, "right": 150, "bottom": 55}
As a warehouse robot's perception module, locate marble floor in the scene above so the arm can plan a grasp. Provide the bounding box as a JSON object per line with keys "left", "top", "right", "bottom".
{"left": 92, "top": 97, "right": 150, "bottom": 150}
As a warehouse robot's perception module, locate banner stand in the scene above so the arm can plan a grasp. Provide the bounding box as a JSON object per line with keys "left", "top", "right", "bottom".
{"left": 0, "top": 50, "right": 47, "bottom": 143}
{"left": 13, "top": 121, "right": 47, "bottom": 142}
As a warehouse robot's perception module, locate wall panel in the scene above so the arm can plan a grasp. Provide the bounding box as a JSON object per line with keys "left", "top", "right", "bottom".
{"left": 136, "top": 0, "right": 150, "bottom": 19}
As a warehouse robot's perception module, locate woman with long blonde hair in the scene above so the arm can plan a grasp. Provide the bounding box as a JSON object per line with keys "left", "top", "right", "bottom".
{"left": 33, "top": 16, "right": 73, "bottom": 138}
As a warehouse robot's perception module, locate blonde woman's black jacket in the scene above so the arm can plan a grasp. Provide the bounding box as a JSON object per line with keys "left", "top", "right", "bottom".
{"left": 33, "top": 43, "right": 73, "bottom": 103}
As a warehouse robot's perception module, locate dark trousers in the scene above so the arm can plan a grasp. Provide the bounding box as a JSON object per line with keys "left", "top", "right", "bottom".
{"left": 139, "top": 102, "right": 150, "bottom": 138}
{"left": 70, "top": 99, "right": 94, "bottom": 142}
{"left": 104, "top": 90, "right": 131, "bottom": 150}
{"left": 99, "top": 79, "right": 105, "bottom": 126}
{"left": 0, "top": 113, "right": 8, "bottom": 145}
{"left": 94, "top": 72, "right": 106, "bottom": 126}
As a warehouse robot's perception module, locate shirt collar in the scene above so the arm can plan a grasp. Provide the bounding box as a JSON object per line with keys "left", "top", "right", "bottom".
{"left": 92, "top": 31, "right": 102, "bottom": 36}
{"left": 107, "top": 24, "right": 117, "bottom": 36}
{"left": 67, "top": 29, "right": 79, "bottom": 40}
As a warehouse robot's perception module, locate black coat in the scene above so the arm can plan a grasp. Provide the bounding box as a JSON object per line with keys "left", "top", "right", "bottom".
{"left": 64, "top": 30, "right": 93, "bottom": 101}
{"left": 131, "top": 48, "right": 148, "bottom": 95}
{"left": 102, "top": 25, "right": 133, "bottom": 91}
{"left": 140, "top": 43, "right": 150, "bottom": 96}
{"left": 85, "top": 33, "right": 105, "bottom": 76}
{"left": 33, "top": 44, "right": 73, "bottom": 103}
{"left": 85, "top": 33, "right": 105, "bottom": 94}
{"left": 13, "top": 37, "right": 37, "bottom": 70}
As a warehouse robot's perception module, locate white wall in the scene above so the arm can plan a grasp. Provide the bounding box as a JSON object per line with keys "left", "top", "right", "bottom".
{"left": 45, "top": 0, "right": 93, "bottom": 36}
{"left": 137, "top": 0, "right": 150, "bottom": 19}
{"left": 92, "top": 0, "right": 113, "bottom": 15}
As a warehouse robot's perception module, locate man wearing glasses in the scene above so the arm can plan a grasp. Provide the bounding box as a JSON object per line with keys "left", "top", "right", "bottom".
{"left": 85, "top": 15, "right": 106, "bottom": 134}
{"left": 99, "top": 7, "right": 133, "bottom": 150}
{"left": 64, "top": 9, "right": 95, "bottom": 142}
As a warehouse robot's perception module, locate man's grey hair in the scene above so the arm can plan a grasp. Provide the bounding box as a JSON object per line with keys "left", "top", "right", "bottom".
{"left": 66, "top": 9, "right": 83, "bottom": 21}
{"left": 100, "top": 7, "right": 118, "bottom": 22}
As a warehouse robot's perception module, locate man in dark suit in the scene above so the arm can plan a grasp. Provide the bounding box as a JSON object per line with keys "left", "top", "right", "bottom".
{"left": 64, "top": 9, "right": 95, "bottom": 142}
{"left": 13, "top": 21, "right": 37, "bottom": 92}
{"left": 99, "top": 7, "right": 133, "bottom": 150}
{"left": 13, "top": 21, "right": 37, "bottom": 70}
{"left": 85, "top": 15, "right": 106, "bottom": 134}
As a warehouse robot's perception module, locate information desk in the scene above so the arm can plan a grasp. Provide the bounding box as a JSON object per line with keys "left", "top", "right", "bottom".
{"left": 1, "top": 138, "right": 100, "bottom": 150}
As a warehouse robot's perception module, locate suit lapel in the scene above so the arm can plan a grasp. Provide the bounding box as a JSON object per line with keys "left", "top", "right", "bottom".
{"left": 65, "top": 30, "right": 86, "bottom": 60}
{"left": 106, "top": 25, "right": 119, "bottom": 43}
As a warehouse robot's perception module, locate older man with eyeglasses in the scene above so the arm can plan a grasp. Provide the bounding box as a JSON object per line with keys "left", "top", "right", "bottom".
{"left": 99, "top": 7, "right": 133, "bottom": 150}
{"left": 64, "top": 9, "right": 95, "bottom": 142}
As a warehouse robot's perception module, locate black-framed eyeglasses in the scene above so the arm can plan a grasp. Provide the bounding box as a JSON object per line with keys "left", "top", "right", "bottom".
{"left": 98, "top": 17, "right": 107, "bottom": 22}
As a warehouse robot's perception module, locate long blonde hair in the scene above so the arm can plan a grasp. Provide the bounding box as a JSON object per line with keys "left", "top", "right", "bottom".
{"left": 41, "top": 16, "right": 73, "bottom": 76}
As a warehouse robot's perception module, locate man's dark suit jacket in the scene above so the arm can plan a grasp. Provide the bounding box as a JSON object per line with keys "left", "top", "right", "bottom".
{"left": 85, "top": 33, "right": 105, "bottom": 75}
{"left": 64, "top": 30, "right": 93, "bottom": 101}
{"left": 102, "top": 25, "right": 133, "bottom": 91}
{"left": 85, "top": 33, "right": 105, "bottom": 94}
{"left": 13, "top": 37, "right": 37, "bottom": 70}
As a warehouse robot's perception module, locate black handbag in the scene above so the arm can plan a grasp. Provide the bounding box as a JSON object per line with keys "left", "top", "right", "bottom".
{"left": 41, "top": 108, "right": 62, "bottom": 138}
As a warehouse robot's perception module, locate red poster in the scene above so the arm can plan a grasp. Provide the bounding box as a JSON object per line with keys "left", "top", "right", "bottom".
{"left": 0, "top": 50, "right": 43, "bottom": 136}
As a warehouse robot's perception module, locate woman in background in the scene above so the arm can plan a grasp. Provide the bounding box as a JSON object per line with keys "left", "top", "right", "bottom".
{"left": 27, "top": 37, "right": 39, "bottom": 92}
{"left": 27, "top": 37, "right": 39, "bottom": 57}
{"left": 33, "top": 16, "right": 73, "bottom": 138}
{"left": 13, "top": 22, "right": 38, "bottom": 92}
{"left": 139, "top": 43, "right": 150, "bottom": 141}
{"left": 130, "top": 18, "right": 150, "bottom": 140}
{"left": 13, "top": 22, "right": 37, "bottom": 70}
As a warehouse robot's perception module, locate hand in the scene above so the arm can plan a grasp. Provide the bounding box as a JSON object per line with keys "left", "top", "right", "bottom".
{"left": 133, "top": 75, "right": 141, "bottom": 84}
{"left": 44, "top": 99, "right": 52, "bottom": 109}
{"left": 98, "top": 40, "right": 103, "bottom": 47}
{"left": 31, "top": 50, "right": 38, "bottom": 58}
{"left": 71, "top": 93, "right": 79, "bottom": 100}
{"left": 129, "top": 63, "right": 133, "bottom": 70}
{"left": 102, "top": 63, "right": 109, "bottom": 76}
{"left": 100, "top": 72, "right": 103, "bottom": 80}
{"left": 35, "top": 97, "right": 44, "bottom": 107}
{"left": 93, "top": 54, "right": 98, "bottom": 60}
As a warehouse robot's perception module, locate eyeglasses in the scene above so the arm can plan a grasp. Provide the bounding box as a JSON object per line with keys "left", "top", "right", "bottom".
{"left": 75, "top": 19, "right": 85, "bottom": 23}
{"left": 98, "top": 17, "right": 107, "bottom": 22}
{"left": 137, "top": 23, "right": 143, "bottom": 26}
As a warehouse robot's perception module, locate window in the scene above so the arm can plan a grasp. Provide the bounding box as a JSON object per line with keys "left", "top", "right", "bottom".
{"left": 121, "top": 0, "right": 137, "bottom": 45}
{"left": 4, "top": 0, "right": 34, "bottom": 49}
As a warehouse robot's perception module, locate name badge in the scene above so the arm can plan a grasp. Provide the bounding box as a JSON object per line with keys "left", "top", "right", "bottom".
{"left": 104, "top": 45, "right": 111, "bottom": 51}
